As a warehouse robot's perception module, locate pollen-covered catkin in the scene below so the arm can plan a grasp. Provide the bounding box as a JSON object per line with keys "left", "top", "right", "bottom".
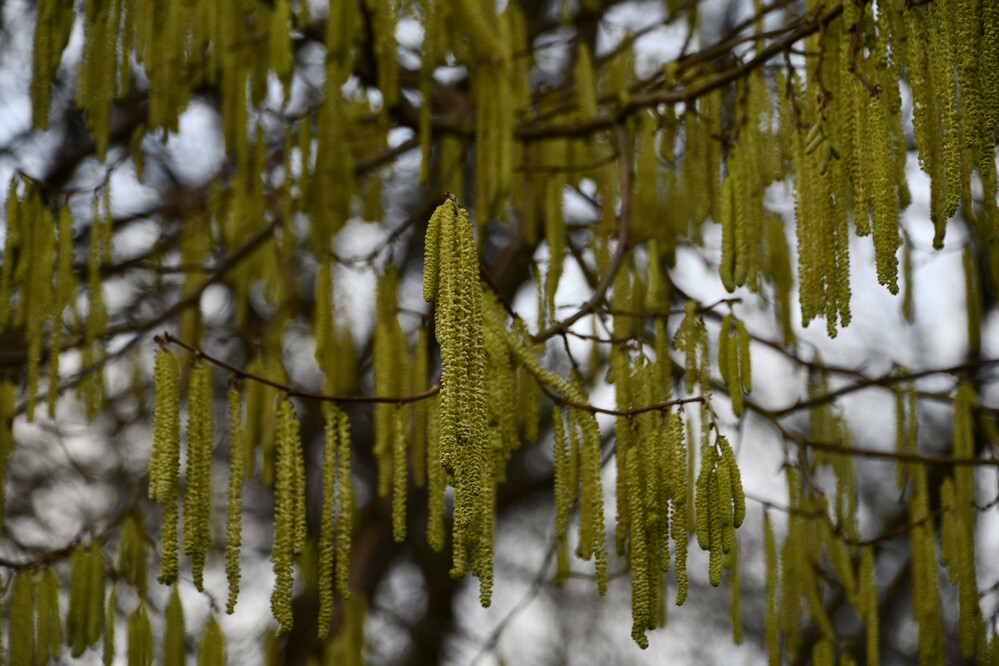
{"left": 423, "top": 196, "right": 490, "bottom": 585}
{"left": 226, "top": 388, "right": 244, "bottom": 614}
{"left": 272, "top": 398, "right": 297, "bottom": 635}
{"left": 184, "top": 362, "right": 214, "bottom": 591}
{"left": 392, "top": 406, "right": 408, "bottom": 542}
{"left": 334, "top": 406, "right": 354, "bottom": 599}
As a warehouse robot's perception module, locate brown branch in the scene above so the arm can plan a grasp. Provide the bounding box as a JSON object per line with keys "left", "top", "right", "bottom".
{"left": 538, "top": 381, "right": 708, "bottom": 417}
{"left": 158, "top": 333, "right": 441, "bottom": 405}
{"left": 770, "top": 358, "right": 999, "bottom": 418}
{"left": 515, "top": 4, "right": 845, "bottom": 142}
{"left": 847, "top": 1, "right": 882, "bottom": 97}
{"left": 13, "top": 217, "right": 285, "bottom": 417}
{"left": 748, "top": 398, "right": 999, "bottom": 467}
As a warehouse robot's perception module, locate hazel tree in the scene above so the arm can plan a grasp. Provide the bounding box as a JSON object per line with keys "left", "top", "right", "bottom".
{"left": 0, "top": 0, "right": 998, "bottom": 663}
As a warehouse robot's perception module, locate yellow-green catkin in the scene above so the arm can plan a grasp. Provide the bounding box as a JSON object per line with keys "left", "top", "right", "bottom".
{"left": 127, "top": 602, "right": 154, "bottom": 666}
{"left": 103, "top": 584, "right": 116, "bottom": 666}
{"left": 572, "top": 406, "right": 608, "bottom": 596}
{"left": 35, "top": 568, "right": 62, "bottom": 664}
{"left": 117, "top": 513, "right": 147, "bottom": 596}
{"left": 335, "top": 407, "right": 354, "bottom": 599}
{"left": 426, "top": 395, "right": 446, "bottom": 552}
{"left": 24, "top": 197, "right": 55, "bottom": 423}
{"left": 48, "top": 204, "right": 75, "bottom": 416}
{"left": 184, "top": 362, "right": 214, "bottom": 591}
{"left": 626, "top": 444, "right": 651, "bottom": 649}
{"left": 392, "top": 406, "right": 408, "bottom": 542}
{"left": 197, "top": 615, "right": 225, "bottom": 666}
{"left": 150, "top": 349, "right": 181, "bottom": 584}
{"left": 67, "top": 541, "right": 106, "bottom": 657}
{"left": 963, "top": 248, "right": 981, "bottom": 356}
{"left": 858, "top": 548, "right": 879, "bottom": 665}
{"left": 225, "top": 388, "right": 244, "bottom": 614}
{"left": 9, "top": 570, "right": 35, "bottom": 665}
{"left": 763, "top": 513, "right": 779, "bottom": 666}
{"left": 163, "top": 585, "right": 186, "bottom": 666}
{"left": 552, "top": 406, "right": 571, "bottom": 538}
{"left": 0, "top": 380, "right": 14, "bottom": 533}
{"left": 946, "top": 381, "right": 985, "bottom": 656}
{"left": 868, "top": 95, "right": 901, "bottom": 295}
{"left": 667, "top": 412, "right": 689, "bottom": 606}
{"left": 82, "top": 187, "right": 110, "bottom": 419}
{"left": 423, "top": 197, "right": 489, "bottom": 583}
{"left": 319, "top": 403, "right": 341, "bottom": 638}
{"left": 412, "top": 329, "right": 430, "bottom": 488}
{"left": 272, "top": 398, "right": 299, "bottom": 635}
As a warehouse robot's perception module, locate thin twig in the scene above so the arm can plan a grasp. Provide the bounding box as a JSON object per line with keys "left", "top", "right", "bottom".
{"left": 158, "top": 333, "right": 441, "bottom": 405}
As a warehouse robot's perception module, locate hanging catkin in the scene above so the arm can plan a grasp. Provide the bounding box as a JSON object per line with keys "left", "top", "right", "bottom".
{"left": 163, "top": 585, "right": 186, "bottom": 666}
{"left": 225, "top": 388, "right": 244, "bottom": 613}
{"left": 184, "top": 362, "right": 214, "bottom": 591}
{"left": 271, "top": 397, "right": 304, "bottom": 635}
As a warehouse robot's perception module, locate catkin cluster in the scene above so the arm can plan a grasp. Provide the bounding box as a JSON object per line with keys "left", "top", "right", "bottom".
{"left": 423, "top": 197, "right": 493, "bottom": 593}
{"left": 694, "top": 436, "right": 745, "bottom": 590}
{"left": 149, "top": 349, "right": 181, "bottom": 584}
{"left": 6, "top": 568, "right": 62, "bottom": 665}
{"left": 718, "top": 315, "right": 752, "bottom": 417}
{"left": 620, "top": 389, "right": 690, "bottom": 649}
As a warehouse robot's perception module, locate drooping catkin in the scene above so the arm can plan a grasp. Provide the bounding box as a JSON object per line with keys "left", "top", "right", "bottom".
{"left": 197, "top": 615, "right": 225, "bottom": 666}
{"left": 184, "top": 362, "right": 213, "bottom": 591}
{"left": 947, "top": 381, "right": 985, "bottom": 656}
{"left": 627, "top": 444, "right": 651, "bottom": 649}
{"left": 859, "top": 548, "right": 879, "bottom": 665}
{"left": 319, "top": 402, "right": 342, "bottom": 638}
{"left": 668, "top": 412, "right": 689, "bottom": 606}
{"left": 763, "top": 513, "right": 779, "bottom": 666}
{"left": 426, "top": 395, "right": 446, "bottom": 552}
{"left": 272, "top": 398, "right": 298, "bottom": 635}
{"left": 552, "top": 406, "right": 571, "bottom": 537}
{"left": 151, "top": 349, "right": 182, "bottom": 584}
{"left": 163, "top": 585, "right": 186, "bottom": 666}
{"left": 412, "top": 329, "right": 430, "bottom": 487}
{"left": 423, "top": 197, "right": 489, "bottom": 583}
{"left": 85, "top": 540, "right": 106, "bottom": 649}
{"left": 225, "top": 388, "right": 244, "bottom": 614}
{"left": 334, "top": 406, "right": 354, "bottom": 599}
{"left": 67, "top": 541, "right": 105, "bottom": 657}
{"left": 48, "top": 204, "right": 75, "bottom": 415}
{"left": 127, "top": 602, "right": 154, "bottom": 666}
{"left": 36, "top": 568, "right": 62, "bottom": 664}
{"left": 117, "top": 513, "right": 147, "bottom": 597}
{"left": 9, "top": 570, "right": 34, "bottom": 665}
{"left": 102, "top": 584, "right": 115, "bottom": 666}
{"left": 573, "top": 406, "right": 608, "bottom": 596}
{"left": 24, "top": 197, "right": 55, "bottom": 422}
{"left": 392, "top": 406, "right": 408, "bottom": 542}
